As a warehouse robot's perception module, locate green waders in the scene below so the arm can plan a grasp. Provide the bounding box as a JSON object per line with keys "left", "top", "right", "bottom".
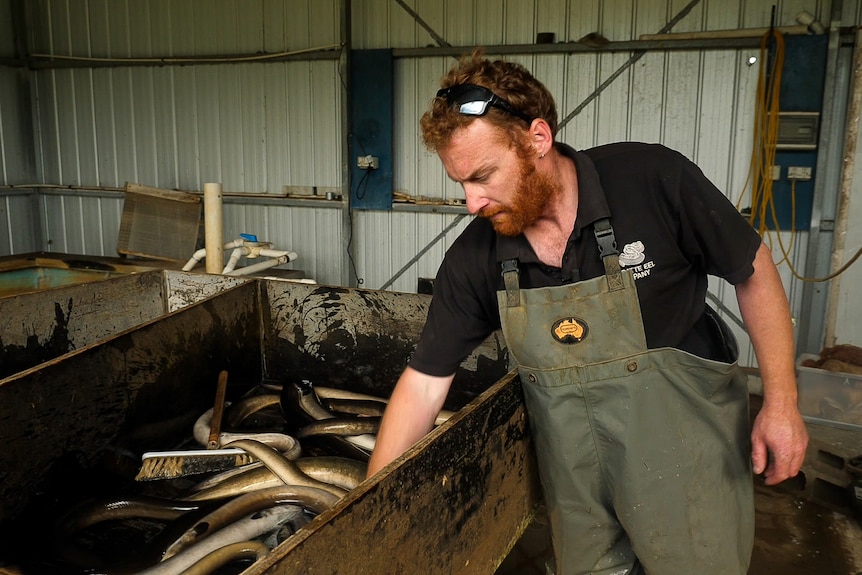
{"left": 497, "top": 219, "right": 754, "bottom": 575}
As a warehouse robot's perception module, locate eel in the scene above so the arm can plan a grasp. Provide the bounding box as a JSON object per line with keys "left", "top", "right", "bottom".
{"left": 52, "top": 496, "right": 203, "bottom": 571}
{"left": 286, "top": 381, "right": 376, "bottom": 452}
{"left": 56, "top": 495, "right": 201, "bottom": 535}
{"left": 193, "top": 407, "right": 301, "bottom": 458}
{"left": 321, "top": 397, "right": 387, "bottom": 417}
{"left": 316, "top": 385, "right": 456, "bottom": 425}
{"left": 137, "top": 506, "right": 298, "bottom": 575}
{"left": 162, "top": 485, "right": 336, "bottom": 560}
{"left": 175, "top": 541, "right": 270, "bottom": 575}
{"left": 185, "top": 456, "right": 366, "bottom": 501}
{"left": 223, "top": 393, "right": 283, "bottom": 428}
{"left": 223, "top": 439, "right": 347, "bottom": 499}
{"left": 296, "top": 417, "right": 381, "bottom": 439}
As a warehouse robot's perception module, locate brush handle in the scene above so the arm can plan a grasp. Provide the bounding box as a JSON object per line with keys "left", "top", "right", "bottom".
{"left": 142, "top": 448, "right": 247, "bottom": 459}
{"left": 208, "top": 370, "right": 229, "bottom": 449}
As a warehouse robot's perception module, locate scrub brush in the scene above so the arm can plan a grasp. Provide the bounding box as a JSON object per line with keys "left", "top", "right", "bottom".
{"left": 134, "top": 447, "right": 256, "bottom": 481}
{"left": 135, "top": 370, "right": 256, "bottom": 481}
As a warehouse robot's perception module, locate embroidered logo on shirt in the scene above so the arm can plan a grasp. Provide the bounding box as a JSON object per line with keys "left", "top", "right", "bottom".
{"left": 619, "top": 241, "right": 646, "bottom": 266}
{"left": 619, "top": 241, "right": 655, "bottom": 280}
{"left": 551, "top": 317, "right": 589, "bottom": 344}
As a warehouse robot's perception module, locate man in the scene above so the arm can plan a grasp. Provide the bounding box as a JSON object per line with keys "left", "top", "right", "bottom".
{"left": 367, "top": 52, "right": 808, "bottom": 575}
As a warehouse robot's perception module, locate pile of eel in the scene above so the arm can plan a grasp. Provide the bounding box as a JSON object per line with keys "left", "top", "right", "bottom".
{"left": 30, "top": 380, "right": 421, "bottom": 575}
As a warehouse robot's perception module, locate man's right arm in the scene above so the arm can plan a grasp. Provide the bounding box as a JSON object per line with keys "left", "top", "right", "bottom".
{"left": 365, "top": 366, "right": 455, "bottom": 478}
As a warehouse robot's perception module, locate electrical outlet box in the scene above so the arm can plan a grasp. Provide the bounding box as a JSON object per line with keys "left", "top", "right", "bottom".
{"left": 787, "top": 166, "right": 813, "bottom": 180}
{"left": 770, "top": 165, "right": 781, "bottom": 180}
{"left": 775, "top": 112, "right": 820, "bottom": 150}
{"left": 357, "top": 155, "right": 379, "bottom": 170}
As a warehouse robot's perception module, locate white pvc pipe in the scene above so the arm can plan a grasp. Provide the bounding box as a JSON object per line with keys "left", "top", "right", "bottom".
{"left": 257, "top": 248, "right": 296, "bottom": 259}
{"left": 225, "top": 255, "right": 293, "bottom": 277}
{"left": 182, "top": 248, "right": 208, "bottom": 271}
{"left": 184, "top": 239, "right": 249, "bottom": 272}
{"left": 223, "top": 248, "right": 295, "bottom": 274}
{"left": 203, "top": 183, "right": 224, "bottom": 274}
{"left": 222, "top": 247, "right": 250, "bottom": 274}
{"left": 224, "top": 238, "right": 245, "bottom": 249}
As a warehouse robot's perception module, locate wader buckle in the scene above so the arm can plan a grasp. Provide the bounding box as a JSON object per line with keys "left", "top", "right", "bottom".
{"left": 593, "top": 219, "right": 624, "bottom": 291}
{"left": 501, "top": 258, "right": 521, "bottom": 308}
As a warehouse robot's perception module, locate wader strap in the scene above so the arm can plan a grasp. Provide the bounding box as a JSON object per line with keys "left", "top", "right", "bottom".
{"left": 501, "top": 258, "right": 521, "bottom": 307}
{"left": 594, "top": 218, "right": 624, "bottom": 291}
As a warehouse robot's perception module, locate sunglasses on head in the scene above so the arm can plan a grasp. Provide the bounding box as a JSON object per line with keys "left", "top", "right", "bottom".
{"left": 436, "top": 84, "right": 533, "bottom": 125}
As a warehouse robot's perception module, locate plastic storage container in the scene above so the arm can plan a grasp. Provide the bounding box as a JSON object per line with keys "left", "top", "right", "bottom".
{"left": 797, "top": 353, "right": 862, "bottom": 431}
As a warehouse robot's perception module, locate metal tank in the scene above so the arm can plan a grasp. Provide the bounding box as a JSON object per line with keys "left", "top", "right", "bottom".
{"left": 0, "top": 277, "right": 540, "bottom": 574}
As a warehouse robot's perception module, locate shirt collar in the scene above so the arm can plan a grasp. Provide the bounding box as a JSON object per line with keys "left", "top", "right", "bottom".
{"left": 495, "top": 143, "right": 611, "bottom": 264}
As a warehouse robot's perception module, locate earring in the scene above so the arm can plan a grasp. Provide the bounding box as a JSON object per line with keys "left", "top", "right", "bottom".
{"left": 539, "top": 153, "right": 545, "bottom": 159}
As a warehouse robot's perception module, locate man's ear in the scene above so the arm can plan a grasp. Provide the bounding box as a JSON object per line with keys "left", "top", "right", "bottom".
{"left": 530, "top": 118, "right": 554, "bottom": 158}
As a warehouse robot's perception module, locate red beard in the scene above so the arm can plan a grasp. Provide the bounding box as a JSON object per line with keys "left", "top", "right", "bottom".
{"left": 479, "top": 145, "right": 560, "bottom": 237}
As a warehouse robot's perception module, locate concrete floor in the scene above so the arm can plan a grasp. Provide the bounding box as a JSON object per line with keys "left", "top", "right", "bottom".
{"left": 497, "top": 396, "right": 862, "bottom": 575}
{"left": 496, "top": 485, "right": 862, "bottom": 575}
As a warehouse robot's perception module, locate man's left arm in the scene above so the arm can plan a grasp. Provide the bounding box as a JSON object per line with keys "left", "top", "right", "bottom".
{"left": 735, "top": 241, "right": 809, "bottom": 485}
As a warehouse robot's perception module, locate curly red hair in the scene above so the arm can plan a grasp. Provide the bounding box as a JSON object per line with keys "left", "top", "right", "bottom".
{"left": 420, "top": 49, "right": 558, "bottom": 152}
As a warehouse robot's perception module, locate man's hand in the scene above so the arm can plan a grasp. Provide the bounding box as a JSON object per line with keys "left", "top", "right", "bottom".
{"left": 750, "top": 400, "right": 808, "bottom": 485}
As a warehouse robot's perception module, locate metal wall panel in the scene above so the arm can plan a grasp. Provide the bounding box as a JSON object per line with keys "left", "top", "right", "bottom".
{"left": 0, "top": 68, "right": 33, "bottom": 187}
{"left": 26, "top": 0, "right": 343, "bottom": 194}
{"left": 0, "top": 0, "right": 14, "bottom": 57}
{"left": 0, "top": 0, "right": 38, "bottom": 255}
{"left": 354, "top": 209, "right": 470, "bottom": 293}
{"left": 21, "top": 0, "right": 345, "bottom": 282}
{"left": 0, "top": 193, "right": 38, "bottom": 254}
{"left": 37, "top": 193, "right": 122, "bottom": 255}
{"left": 221, "top": 202, "right": 343, "bottom": 284}
{"left": 832, "top": 179, "right": 862, "bottom": 346}
{"left": 5, "top": 0, "right": 862, "bottom": 360}
{"left": 831, "top": 21, "right": 862, "bottom": 347}
{"left": 33, "top": 191, "right": 340, "bottom": 280}
{"left": 31, "top": 60, "right": 342, "bottom": 193}
{"left": 357, "top": 0, "right": 848, "bottom": 365}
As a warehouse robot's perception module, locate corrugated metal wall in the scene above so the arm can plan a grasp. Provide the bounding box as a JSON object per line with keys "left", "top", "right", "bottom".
{"left": 834, "top": 164, "right": 862, "bottom": 345}
{"left": 827, "top": 18, "right": 862, "bottom": 349}
{"left": 0, "top": 0, "right": 38, "bottom": 253}
{"left": 2, "top": 0, "right": 861, "bottom": 362}
{"left": 28, "top": 0, "right": 342, "bottom": 192}
{"left": 349, "top": 0, "right": 837, "bottom": 365}
{"left": 356, "top": 0, "right": 833, "bottom": 289}
{"left": 19, "top": 0, "right": 346, "bottom": 280}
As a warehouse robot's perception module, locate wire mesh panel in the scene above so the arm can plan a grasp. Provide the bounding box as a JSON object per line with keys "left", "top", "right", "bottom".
{"left": 116, "top": 183, "right": 202, "bottom": 261}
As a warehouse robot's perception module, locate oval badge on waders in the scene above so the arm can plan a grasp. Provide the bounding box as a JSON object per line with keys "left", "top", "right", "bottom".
{"left": 551, "top": 317, "right": 589, "bottom": 344}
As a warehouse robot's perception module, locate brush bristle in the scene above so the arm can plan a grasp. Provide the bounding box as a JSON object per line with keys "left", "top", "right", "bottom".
{"left": 135, "top": 452, "right": 256, "bottom": 481}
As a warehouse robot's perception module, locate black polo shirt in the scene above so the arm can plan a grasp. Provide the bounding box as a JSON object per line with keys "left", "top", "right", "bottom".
{"left": 410, "top": 142, "right": 763, "bottom": 377}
